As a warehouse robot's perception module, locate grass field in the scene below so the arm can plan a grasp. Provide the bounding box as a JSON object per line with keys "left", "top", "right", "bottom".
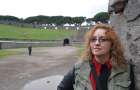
{"left": 0, "top": 48, "right": 24, "bottom": 58}
{"left": 0, "top": 24, "right": 78, "bottom": 40}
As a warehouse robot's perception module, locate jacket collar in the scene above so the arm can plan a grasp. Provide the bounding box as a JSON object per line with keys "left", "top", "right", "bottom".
{"left": 78, "top": 59, "right": 127, "bottom": 81}
{"left": 79, "top": 61, "right": 91, "bottom": 80}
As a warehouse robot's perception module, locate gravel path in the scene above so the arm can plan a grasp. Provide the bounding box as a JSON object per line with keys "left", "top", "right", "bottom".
{"left": 0, "top": 46, "right": 79, "bottom": 90}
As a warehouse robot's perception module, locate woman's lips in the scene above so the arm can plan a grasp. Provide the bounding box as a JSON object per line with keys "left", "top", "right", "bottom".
{"left": 94, "top": 47, "right": 101, "bottom": 49}
{"left": 94, "top": 48, "right": 101, "bottom": 51}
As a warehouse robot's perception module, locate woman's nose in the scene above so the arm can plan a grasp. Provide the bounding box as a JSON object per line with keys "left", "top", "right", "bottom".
{"left": 95, "top": 39, "right": 100, "bottom": 45}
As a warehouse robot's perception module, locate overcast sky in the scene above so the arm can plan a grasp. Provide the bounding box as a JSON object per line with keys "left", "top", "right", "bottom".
{"left": 0, "top": 0, "right": 109, "bottom": 19}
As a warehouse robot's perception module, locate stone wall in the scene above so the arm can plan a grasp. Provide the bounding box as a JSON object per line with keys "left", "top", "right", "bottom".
{"left": 109, "top": 0, "right": 140, "bottom": 89}
{"left": 71, "top": 27, "right": 90, "bottom": 42}
{"left": 0, "top": 40, "right": 83, "bottom": 49}
{"left": 0, "top": 41, "right": 63, "bottom": 49}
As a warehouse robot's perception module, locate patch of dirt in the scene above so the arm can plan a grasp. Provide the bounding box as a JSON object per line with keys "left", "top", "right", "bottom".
{"left": 0, "top": 46, "right": 79, "bottom": 90}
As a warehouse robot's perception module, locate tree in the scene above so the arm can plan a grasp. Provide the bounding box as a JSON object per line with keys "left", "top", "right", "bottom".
{"left": 93, "top": 12, "right": 110, "bottom": 23}
{"left": 0, "top": 15, "right": 20, "bottom": 22}
{"left": 72, "top": 17, "right": 85, "bottom": 26}
{"left": 24, "top": 16, "right": 85, "bottom": 26}
{"left": 50, "top": 16, "right": 65, "bottom": 26}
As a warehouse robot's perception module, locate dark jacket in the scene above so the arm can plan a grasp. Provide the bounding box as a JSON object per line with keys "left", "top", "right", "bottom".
{"left": 57, "top": 67, "right": 75, "bottom": 90}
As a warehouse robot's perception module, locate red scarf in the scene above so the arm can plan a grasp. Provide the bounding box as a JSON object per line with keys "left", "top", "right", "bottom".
{"left": 89, "top": 58, "right": 112, "bottom": 90}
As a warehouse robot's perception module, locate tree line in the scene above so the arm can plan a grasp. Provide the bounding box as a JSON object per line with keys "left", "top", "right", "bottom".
{"left": 0, "top": 12, "right": 109, "bottom": 26}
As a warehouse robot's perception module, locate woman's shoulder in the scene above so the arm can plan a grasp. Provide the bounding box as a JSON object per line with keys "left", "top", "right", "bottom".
{"left": 74, "top": 60, "right": 89, "bottom": 69}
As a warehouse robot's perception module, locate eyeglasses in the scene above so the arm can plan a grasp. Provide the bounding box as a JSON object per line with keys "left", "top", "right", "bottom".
{"left": 90, "top": 36, "right": 110, "bottom": 43}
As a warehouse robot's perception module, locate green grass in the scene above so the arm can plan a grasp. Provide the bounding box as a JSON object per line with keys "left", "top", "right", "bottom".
{"left": 0, "top": 24, "right": 78, "bottom": 40}
{"left": 0, "top": 49, "right": 22, "bottom": 58}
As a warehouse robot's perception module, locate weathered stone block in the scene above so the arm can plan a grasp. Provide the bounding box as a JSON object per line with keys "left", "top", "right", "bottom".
{"left": 109, "top": 0, "right": 140, "bottom": 89}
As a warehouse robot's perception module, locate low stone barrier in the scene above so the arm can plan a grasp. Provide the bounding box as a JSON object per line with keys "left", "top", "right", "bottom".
{"left": 0, "top": 40, "right": 83, "bottom": 49}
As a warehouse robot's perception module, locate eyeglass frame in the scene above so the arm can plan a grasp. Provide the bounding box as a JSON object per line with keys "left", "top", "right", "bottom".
{"left": 90, "top": 36, "right": 110, "bottom": 44}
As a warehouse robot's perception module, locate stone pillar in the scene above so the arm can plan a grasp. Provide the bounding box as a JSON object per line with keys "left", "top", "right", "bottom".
{"left": 109, "top": 0, "right": 140, "bottom": 89}
{"left": 109, "top": 14, "right": 131, "bottom": 58}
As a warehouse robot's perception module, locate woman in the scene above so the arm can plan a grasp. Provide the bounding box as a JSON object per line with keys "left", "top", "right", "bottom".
{"left": 57, "top": 23, "right": 131, "bottom": 90}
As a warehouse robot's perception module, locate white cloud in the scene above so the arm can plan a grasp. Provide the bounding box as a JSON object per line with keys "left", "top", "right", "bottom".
{"left": 0, "top": 0, "right": 109, "bottom": 19}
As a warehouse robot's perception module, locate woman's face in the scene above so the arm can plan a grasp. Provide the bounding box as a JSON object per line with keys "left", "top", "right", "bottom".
{"left": 90, "top": 28, "right": 112, "bottom": 57}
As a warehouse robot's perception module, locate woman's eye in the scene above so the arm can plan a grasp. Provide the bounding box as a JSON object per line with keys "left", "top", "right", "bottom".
{"left": 91, "top": 38, "right": 97, "bottom": 42}
{"left": 100, "top": 38, "right": 108, "bottom": 42}
{"left": 100, "top": 39, "right": 106, "bottom": 41}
